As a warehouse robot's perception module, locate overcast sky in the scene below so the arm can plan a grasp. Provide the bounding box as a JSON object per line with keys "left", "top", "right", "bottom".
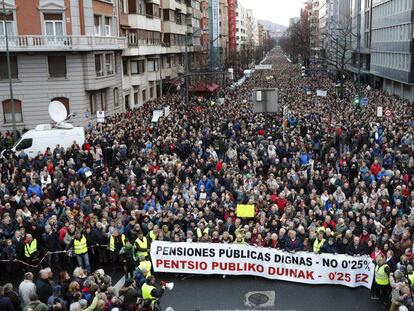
{"left": 240, "top": 0, "right": 304, "bottom": 26}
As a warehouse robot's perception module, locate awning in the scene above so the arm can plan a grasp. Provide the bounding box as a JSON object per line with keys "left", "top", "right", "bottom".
{"left": 190, "top": 82, "right": 219, "bottom": 93}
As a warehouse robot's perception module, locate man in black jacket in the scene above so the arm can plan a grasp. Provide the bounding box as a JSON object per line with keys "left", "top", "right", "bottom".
{"left": 35, "top": 268, "right": 53, "bottom": 304}
{"left": 42, "top": 225, "right": 61, "bottom": 268}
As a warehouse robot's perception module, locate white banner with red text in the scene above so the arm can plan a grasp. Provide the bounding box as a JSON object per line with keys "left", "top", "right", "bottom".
{"left": 151, "top": 241, "right": 374, "bottom": 289}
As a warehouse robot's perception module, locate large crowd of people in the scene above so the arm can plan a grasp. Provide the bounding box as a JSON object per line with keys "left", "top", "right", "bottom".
{"left": 0, "top": 50, "right": 413, "bottom": 310}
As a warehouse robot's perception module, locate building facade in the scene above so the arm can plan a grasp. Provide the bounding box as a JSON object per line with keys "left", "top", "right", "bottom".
{"left": 235, "top": 0, "right": 246, "bottom": 51}
{"left": 370, "top": 0, "right": 414, "bottom": 101}
{"left": 0, "top": 0, "right": 126, "bottom": 130}
{"left": 219, "top": 0, "right": 228, "bottom": 64}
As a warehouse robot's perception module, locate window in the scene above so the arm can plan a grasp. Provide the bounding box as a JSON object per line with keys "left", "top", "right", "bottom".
{"left": 142, "top": 89, "right": 147, "bottom": 102}
{"left": 15, "top": 138, "right": 33, "bottom": 151}
{"left": 89, "top": 93, "right": 97, "bottom": 114}
{"left": 51, "top": 97, "right": 70, "bottom": 114}
{"left": 0, "top": 12, "right": 14, "bottom": 36}
{"left": 94, "top": 15, "right": 101, "bottom": 36}
{"left": 48, "top": 56, "right": 67, "bottom": 78}
{"left": 105, "top": 53, "right": 113, "bottom": 75}
{"left": 95, "top": 54, "right": 103, "bottom": 76}
{"left": 130, "top": 60, "right": 145, "bottom": 74}
{"left": 105, "top": 17, "right": 112, "bottom": 36}
{"left": 2, "top": 99, "right": 23, "bottom": 123}
{"left": 97, "top": 90, "right": 107, "bottom": 111}
{"left": 134, "top": 91, "right": 139, "bottom": 106}
{"left": 124, "top": 94, "right": 130, "bottom": 109}
{"left": 150, "top": 86, "right": 154, "bottom": 98}
{"left": 123, "top": 60, "right": 129, "bottom": 75}
{"left": 120, "top": 0, "right": 128, "bottom": 14}
{"left": 44, "top": 13, "right": 63, "bottom": 36}
{"left": 113, "top": 88, "right": 119, "bottom": 107}
{"left": 89, "top": 90, "right": 107, "bottom": 114}
{"left": 147, "top": 58, "right": 158, "bottom": 71}
{"left": 0, "top": 55, "right": 18, "bottom": 79}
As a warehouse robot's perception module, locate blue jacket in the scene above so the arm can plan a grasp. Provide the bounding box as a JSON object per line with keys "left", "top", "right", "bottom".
{"left": 28, "top": 183, "right": 42, "bottom": 197}
{"left": 197, "top": 178, "right": 213, "bottom": 196}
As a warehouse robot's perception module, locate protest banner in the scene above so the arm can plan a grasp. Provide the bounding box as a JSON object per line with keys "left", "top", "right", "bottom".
{"left": 151, "top": 241, "right": 374, "bottom": 289}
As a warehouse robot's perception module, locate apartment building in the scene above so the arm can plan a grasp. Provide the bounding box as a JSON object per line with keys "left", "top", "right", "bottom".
{"left": 309, "top": 0, "right": 320, "bottom": 56}
{"left": 245, "top": 9, "right": 258, "bottom": 47}
{"left": 219, "top": 0, "right": 228, "bottom": 64}
{"left": 0, "top": 0, "right": 125, "bottom": 130}
{"left": 236, "top": 0, "right": 246, "bottom": 51}
{"left": 120, "top": 0, "right": 202, "bottom": 109}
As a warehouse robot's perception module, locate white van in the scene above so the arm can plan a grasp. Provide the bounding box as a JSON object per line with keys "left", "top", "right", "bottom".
{"left": 9, "top": 124, "right": 85, "bottom": 157}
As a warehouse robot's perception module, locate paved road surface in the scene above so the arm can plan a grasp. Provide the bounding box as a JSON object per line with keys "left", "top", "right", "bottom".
{"left": 5, "top": 265, "right": 383, "bottom": 311}
{"left": 159, "top": 275, "right": 383, "bottom": 311}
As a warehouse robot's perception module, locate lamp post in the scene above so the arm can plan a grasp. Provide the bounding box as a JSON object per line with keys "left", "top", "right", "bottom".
{"left": 356, "top": 0, "right": 362, "bottom": 110}
{"left": 2, "top": 0, "right": 17, "bottom": 141}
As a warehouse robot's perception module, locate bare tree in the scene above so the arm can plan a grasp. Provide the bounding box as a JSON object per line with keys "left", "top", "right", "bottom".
{"left": 324, "top": 17, "right": 354, "bottom": 98}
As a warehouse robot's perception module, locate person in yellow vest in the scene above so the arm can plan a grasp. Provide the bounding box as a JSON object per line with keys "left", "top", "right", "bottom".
{"left": 24, "top": 234, "right": 39, "bottom": 266}
{"left": 108, "top": 228, "right": 126, "bottom": 265}
{"left": 68, "top": 230, "right": 91, "bottom": 273}
{"left": 135, "top": 231, "right": 149, "bottom": 259}
{"left": 313, "top": 230, "right": 325, "bottom": 254}
{"left": 196, "top": 222, "right": 209, "bottom": 241}
{"left": 141, "top": 275, "right": 165, "bottom": 309}
{"left": 371, "top": 255, "right": 391, "bottom": 304}
{"left": 147, "top": 224, "right": 158, "bottom": 243}
{"left": 138, "top": 255, "right": 152, "bottom": 278}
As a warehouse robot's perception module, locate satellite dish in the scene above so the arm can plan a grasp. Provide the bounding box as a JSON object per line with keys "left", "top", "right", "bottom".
{"left": 49, "top": 101, "right": 68, "bottom": 123}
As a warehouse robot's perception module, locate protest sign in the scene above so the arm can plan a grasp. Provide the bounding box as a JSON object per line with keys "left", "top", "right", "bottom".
{"left": 236, "top": 204, "right": 255, "bottom": 218}
{"left": 151, "top": 241, "right": 374, "bottom": 289}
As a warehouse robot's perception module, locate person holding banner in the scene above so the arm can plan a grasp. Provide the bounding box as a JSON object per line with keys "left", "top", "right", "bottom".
{"left": 284, "top": 230, "right": 303, "bottom": 253}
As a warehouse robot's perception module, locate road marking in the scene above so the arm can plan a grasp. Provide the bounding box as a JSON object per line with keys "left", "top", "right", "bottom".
{"left": 114, "top": 275, "right": 125, "bottom": 292}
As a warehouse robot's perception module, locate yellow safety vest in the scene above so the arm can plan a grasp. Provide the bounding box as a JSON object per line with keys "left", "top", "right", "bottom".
{"left": 409, "top": 273, "right": 414, "bottom": 286}
{"left": 148, "top": 230, "right": 156, "bottom": 242}
{"left": 196, "top": 227, "right": 209, "bottom": 239}
{"left": 313, "top": 238, "right": 325, "bottom": 253}
{"left": 139, "top": 260, "right": 152, "bottom": 277}
{"left": 24, "top": 239, "right": 37, "bottom": 258}
{"left": 109, "top": 234, "right": 125, "bottom": 252}
{"left": 141, "top": 283, "right": 156, "bottom": 302}
{"left": 73, "top": 236, "right": 88, "bottom": 255}
{"left": 135, "top": 237, "right": 148, "bottom": 257}
{"left": 375, "top": 264, "right": 390, "bottom": 285}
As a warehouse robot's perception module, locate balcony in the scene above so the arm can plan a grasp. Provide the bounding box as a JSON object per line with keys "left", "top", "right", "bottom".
{"left": 0, "top": 35, "right": 126, "bottom": 52}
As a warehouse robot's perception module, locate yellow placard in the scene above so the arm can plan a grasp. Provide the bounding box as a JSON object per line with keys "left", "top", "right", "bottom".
{"left": 236, "top": 204, "right": 255, "bottom": 218}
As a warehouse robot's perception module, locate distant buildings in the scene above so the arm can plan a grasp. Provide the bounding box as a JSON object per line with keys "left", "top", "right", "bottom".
{"left": 300, "top": 0, "right": 414, "bottom": 102}
{"left": 0, "top": 0, "right": 265, "bottom": 129}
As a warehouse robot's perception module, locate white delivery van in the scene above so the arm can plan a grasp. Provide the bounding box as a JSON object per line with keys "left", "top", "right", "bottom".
{"left": 9, "top": 124, "right": 85, "bottom": 157}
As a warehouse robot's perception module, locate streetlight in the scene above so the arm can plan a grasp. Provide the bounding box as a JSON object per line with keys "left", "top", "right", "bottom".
{"left": 2, "top": 0, "right": 17, "bottom": 141}
{"left": 356, "top": 0, "right": 362, "bottom": 110}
